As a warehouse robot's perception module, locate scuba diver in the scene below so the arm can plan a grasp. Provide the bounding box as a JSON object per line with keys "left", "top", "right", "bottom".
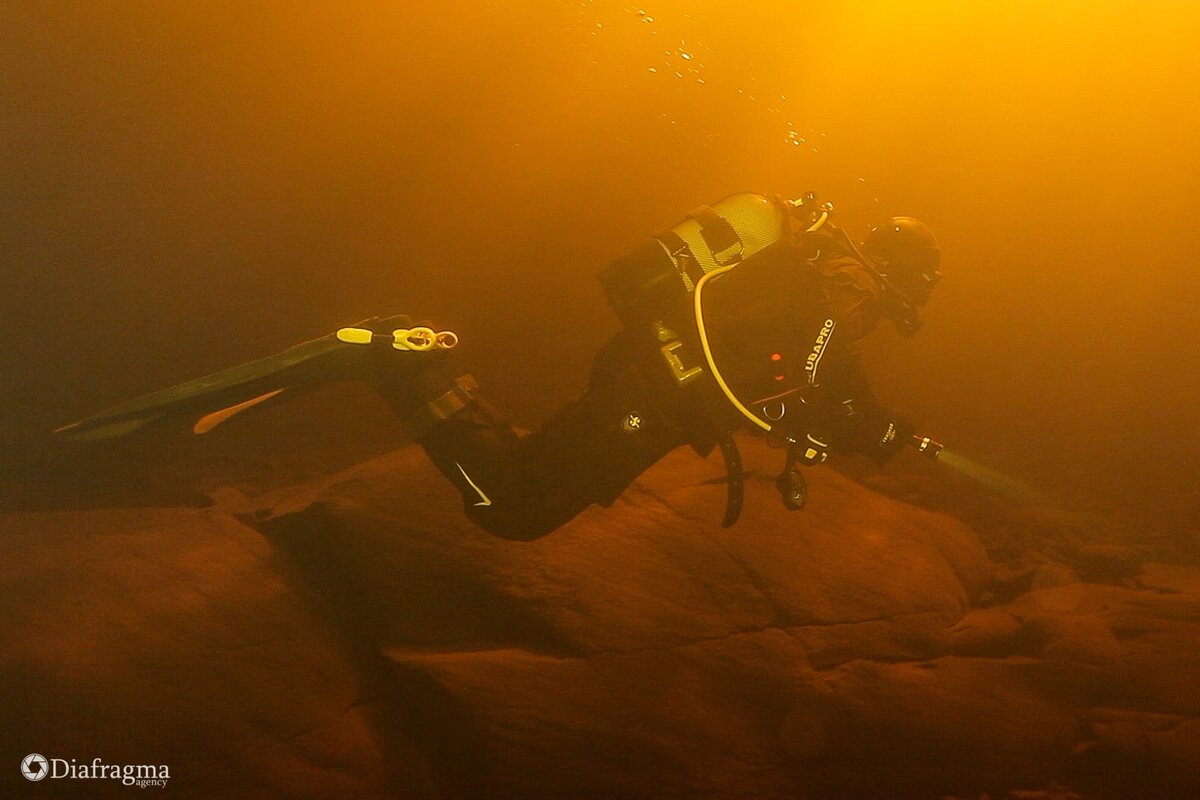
{"left": 56, "top": 192, "right": 944, "bottom": 540}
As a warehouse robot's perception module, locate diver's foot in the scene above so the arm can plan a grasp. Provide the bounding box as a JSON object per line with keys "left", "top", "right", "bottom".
{"left": 326, "top": 315, "right": 476, "bottom": 434}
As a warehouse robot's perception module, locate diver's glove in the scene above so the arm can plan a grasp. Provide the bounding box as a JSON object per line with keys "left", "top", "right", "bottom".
{"left": 826, "top": 407, "right": 915, "bottom": 465}
{"left": 871, "top": 415, "right": 916, "bottom": 465}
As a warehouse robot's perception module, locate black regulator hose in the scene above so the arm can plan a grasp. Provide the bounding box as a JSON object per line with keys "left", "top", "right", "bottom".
{"left": 776, "top": 446, "right": 808, "bottom": 511}
{"left": 716, "top": 430, "right": 745, "bottom": 528}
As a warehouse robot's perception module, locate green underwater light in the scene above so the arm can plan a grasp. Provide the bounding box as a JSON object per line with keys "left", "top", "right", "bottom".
{"left": 902, "top": 434, "right": 1045, "bottom": 507}
{"left": 935, "top": 448, "right": 1045, "bottom": 507}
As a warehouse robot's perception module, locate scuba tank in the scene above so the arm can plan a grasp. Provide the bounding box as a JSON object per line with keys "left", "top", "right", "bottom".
{"left": 598, "top": 191, "right": 833, "bottom": 430}
{"left": 598, "top": 192, "right": 809, "bottom": 327}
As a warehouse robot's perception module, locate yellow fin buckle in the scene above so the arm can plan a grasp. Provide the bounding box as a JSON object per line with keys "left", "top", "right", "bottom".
{"left": 393, "top": 327, "right": 459, "bottom": 351}
{"left": 337, "top": 325, "right": 459, "bottom": 351}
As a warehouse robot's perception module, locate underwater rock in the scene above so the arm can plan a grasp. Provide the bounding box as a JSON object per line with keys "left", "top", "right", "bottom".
{"left": 0, "top": 507, "right": 429, "bottom": 799}
{"left": 2, "top": 439, "right": 1198, "bottom": 798}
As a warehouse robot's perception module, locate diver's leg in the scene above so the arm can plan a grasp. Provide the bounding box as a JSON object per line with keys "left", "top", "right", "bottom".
{"left": 370, "top": 352, "right": 685, "bottom": 540}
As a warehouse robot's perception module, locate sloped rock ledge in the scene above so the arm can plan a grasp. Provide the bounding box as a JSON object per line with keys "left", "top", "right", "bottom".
{"left": 2, "top": 441, "right": 1198, "bottom": 799}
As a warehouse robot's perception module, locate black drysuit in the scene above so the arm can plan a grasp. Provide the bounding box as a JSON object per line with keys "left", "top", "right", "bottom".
{"left": 396, "top": 244, "right": 911, "bottom": 540}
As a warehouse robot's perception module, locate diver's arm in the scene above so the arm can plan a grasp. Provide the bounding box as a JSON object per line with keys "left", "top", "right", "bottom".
{"left": 813, "top": 354, "right": 913, "bottom": 465}
{"left": 794, "top": 260, "right": 913, "bottom": 464}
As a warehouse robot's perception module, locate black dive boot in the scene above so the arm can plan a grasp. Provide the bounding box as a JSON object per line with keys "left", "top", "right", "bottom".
{"left": 353, "top": 334, "right": 486, "bottom": 440}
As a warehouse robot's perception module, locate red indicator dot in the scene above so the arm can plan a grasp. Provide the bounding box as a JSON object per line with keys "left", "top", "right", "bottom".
{"left": 774, "top": 374, "right": 785, "bottom": 381}
{"left": 770, "top": 353, "right": 782, "bottom": 361}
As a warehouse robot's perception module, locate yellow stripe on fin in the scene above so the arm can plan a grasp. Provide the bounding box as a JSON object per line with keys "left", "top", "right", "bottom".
{"left": 193, "top": 388, "right": 287, "bottom": 435}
